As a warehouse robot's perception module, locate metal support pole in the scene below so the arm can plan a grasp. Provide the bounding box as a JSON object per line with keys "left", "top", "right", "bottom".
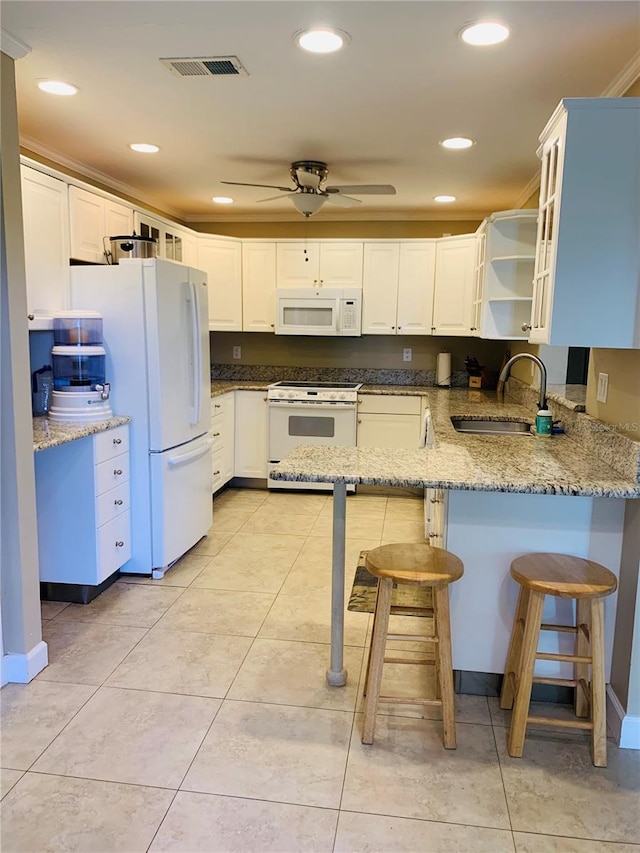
{"left": 327, "top": 481, "right": 347, "bottom": 686}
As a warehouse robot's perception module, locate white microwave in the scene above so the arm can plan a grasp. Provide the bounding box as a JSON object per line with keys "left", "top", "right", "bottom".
{"left": 275, "top": 288, "right": 362, "bottom": 336}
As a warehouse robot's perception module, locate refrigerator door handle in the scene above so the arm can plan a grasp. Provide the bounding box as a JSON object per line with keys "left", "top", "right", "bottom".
{"left": 188, "top": 279, "right": 202, "bottom": 426}
{"left": 167, "top": 438, "right": 213, "bottom": 468}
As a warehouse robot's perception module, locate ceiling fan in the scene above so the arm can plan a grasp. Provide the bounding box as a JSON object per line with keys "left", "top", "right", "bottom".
{"left": 221, "top": 160, "right": 396, "bottom": 216}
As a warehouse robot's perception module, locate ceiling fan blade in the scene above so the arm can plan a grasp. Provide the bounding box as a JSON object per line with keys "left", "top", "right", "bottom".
{"left": 325, "top": 194, "right": 362, "bottom": 208}
{"left": 256, "top": 194, "right": 290, "bottom": 203}
{"left": 325, "top": 184, "right": 396, "bottom": 195}
{"left": 221, "top": 181, "right": 294, "bottom": 192}
{"left": 295, "top": 169, "right": 322, "bottom": 190}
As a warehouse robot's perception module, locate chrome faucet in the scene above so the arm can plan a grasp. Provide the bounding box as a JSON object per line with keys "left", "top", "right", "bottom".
{"left": 497, "top": 354, "right": 548, "bottom": 410}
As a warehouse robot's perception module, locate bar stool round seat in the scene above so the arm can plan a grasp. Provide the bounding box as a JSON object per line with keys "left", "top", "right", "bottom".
{"left": 362, "top": 543, "right": 464, "bottom": 750}
{"left": 500, "top": 552, "right": 617, "bottom": 768}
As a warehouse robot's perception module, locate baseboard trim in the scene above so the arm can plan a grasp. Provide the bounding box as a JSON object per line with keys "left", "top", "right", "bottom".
{"left": 1, "top": 641, "right": 49, "bottom": 684}
{"left": 606, "top": 684, "right": 640, "bottom": 749}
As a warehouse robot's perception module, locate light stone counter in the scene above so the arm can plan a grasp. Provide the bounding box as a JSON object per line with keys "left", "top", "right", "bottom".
{"left": 270, "top": 389, "right": 640, "bottom": 498}
{"left": 33, "top": 415, "right": 131, "bottom": 453}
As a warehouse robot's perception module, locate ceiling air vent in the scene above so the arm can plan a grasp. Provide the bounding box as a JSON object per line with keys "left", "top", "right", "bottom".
{"left": 160, "top": 56, "right": 248, "bottom": 77}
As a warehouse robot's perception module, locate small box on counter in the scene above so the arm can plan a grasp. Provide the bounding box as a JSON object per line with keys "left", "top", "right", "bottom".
{"left": 468, "top": 375, "right": 482, "bottom": 388}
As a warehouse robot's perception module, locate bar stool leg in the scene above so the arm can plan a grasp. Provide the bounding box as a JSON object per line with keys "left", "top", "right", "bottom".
{"left": 500, "top": 586, "right": 530, "bottom": 710}
{"left": 575, "top": 598, "right": 591, "bottom": 718}
{"left": 434, "top": 584, "right": 456, "bottom": 749}
{"left": 362, "top": 577, "right": 393, "bottom": 745}
{"left": 508, "top": 590, "right": 545, "bottom": 758}
{"left": 590, "top": 598, "right": 607, "bottom": 767}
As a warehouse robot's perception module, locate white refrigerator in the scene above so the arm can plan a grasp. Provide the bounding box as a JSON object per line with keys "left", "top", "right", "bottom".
{"left": 71, "top": 258, "right": 212, "bottom": 577}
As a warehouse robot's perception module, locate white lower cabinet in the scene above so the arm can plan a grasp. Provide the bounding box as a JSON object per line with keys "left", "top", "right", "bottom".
{"left": 211, "top": 392, "right": 235, "bottom": 492}
{"left": 234, "top": 391, "right": 269, "bottom": 478}
{"left": 35, "top": 424, "right": 131, "bottom": 587}
{"left": 357, "top": 394, "right": 422, "bottom": 448}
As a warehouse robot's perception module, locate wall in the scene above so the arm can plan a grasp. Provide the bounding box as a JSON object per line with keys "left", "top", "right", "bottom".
{"left": 212, "top": 332, "right": 508, "bottom": 375}
{"left": 193, "top": 220, "right": 483, "bottom": 239}
{"left": 1, "top": 50, "right": 45, "bottom": 682}
{"left": 586, "top": 349, "right": 640, "bottom": 440}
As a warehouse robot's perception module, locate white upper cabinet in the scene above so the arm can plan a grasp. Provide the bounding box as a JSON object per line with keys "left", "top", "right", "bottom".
{"left": 242, "top": 242, "right": 276, "bottom": 332}
{"left": 529, "top": 98, "right": 640, "bottom": 347}
{"left": 362, "top": 242, "right": 436, "bottom": 335}
{"left": 477, "top": 210, "right": 537, "bottom": 340}
{"left": 21, "top": 165, "right": 70, "bottom": 328}
{"left": 69, "top": 185, "right": 132, "bottom": 263}
{"left": 180, "top": 230, "right": 199, "bottom": 268}
{"left": 276, "top": 241, "right": 363, "bottom": 288}
{"left": 432, "top": 235, "right": 476, "bottom": 335}
{"left": 198, "top": 237, "right": 243, "bottom": 331}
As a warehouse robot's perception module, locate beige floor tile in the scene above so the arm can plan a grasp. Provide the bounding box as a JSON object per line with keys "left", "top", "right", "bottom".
{"left": 496, "top": 729, "right": 640, "bottom": 843}
{"left": 33, "top": 686, "right": 219, "bottom": 788}
{"left": 187, "top": 530, "right": 233, "bottom": 557}
{"left": 241, "top": 508, "right": 318, "bottom": 536}
{"left": 106, "top": 629, "right": 252, "bottom": 697}
{"left": 514, "top": 832, "right": 640, "bottom": 852}
{"left": 155, "top": 587, "right": 275, "bottom": 636}
{"left": 214, "top": 488, "right": 268, "bottom": 511}
{"left": 258, "top": 590, "right": 370, "bottom": 647}
{"left": 281, "top": 537, "right": 380, "bottom": 596}
{"left": 56, "top": 582, "right": 183, "bottom": 628}
{"left": 309, "top": 515, "right": 385, "bottom": 539}
{"left": 342, "top": 715, "right": 510, "bottom": 829}
{"left": 0, "top": 769, "right": 24, "bottom": 800}
{"left": 149, "top": 791, "right": 338, "bottom": 852}
{"left": 381, "top": 519, "right": 427, "bottom": 542}
{"left": 191, "top": 533, "right": 306, "bottom": 592}
{"left": 182, "top": 700, "right": 353, "bottom": 808}
{"left": 318, "top": 500, "right": 388, "bottom": 520}
{"left": 119, "top": 553, "right": 212, "bottom": 587}
{"left": 40, "top": 600, "right": 69, "bottom": 620}
{"left": 38, "top": 619, "right": 147, "bottom": 685}
{"left": 210, "top": 506, "right": 254, "bottom": 532}
{"left": 261, "top": 491, "right": 329, "bottom": 515}
{"left": 0, "top": 772, "right": 174, "bottom": 853}
{"left": 335, "top": 812, "right": 516, "bottom": 852}
{"left": 0, "top": 681, "right": 95, "bottom": 770}
{"left": 228, "top": 638, "right": 363, "bottom": 711}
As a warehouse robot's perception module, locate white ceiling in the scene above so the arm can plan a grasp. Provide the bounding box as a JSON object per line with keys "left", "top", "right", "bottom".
{"left": 3, "top": 1, "right": 639, "bottom": 221}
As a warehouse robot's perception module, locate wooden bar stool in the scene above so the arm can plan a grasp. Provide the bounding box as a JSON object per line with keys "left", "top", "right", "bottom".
{"left": 500, "top": 553, "right": 617, "bottom": 767}
{"left": 361, "top": 543, "right": 463, "bottom": 749}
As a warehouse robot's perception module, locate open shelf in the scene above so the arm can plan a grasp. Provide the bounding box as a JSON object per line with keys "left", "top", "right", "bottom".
{"left": 487, "top": 296, "right": 532, "bottom": 302}
{"left": 491, "top": 254, "right": 536, "bottom": 263}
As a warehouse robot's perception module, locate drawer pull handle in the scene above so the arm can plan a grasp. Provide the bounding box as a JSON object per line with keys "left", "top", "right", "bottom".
{"left": 114, "top": 469, "right": 123, "bottom": 475}
{"left": 430, "top": 498, "right": 441, "bottom": 504}
{"left": 213, "top": 469, "right": 221, "bottom": 475}
{"left": 214, "top": 404, "right": 221, "bottom": 408}
{"left": 113, "top": 438, "right": 122, "bottom": 445}
{"left": 114, "top": 499, "right": 123, "bottom": 506}
{"left": 115, "top": 541, "right": 125, "bottom": 547}
{"left": 429, "top": 532, "right": 439, "bottom": 538}
{"left": 213, "top": 432, "right": 220, "bottom": 437}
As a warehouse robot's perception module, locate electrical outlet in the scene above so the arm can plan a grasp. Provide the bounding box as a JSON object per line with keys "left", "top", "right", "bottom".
{"left": 597, "top": 372, "right": 608, "bottom": 403}
{"left": 232, "top": 346, "right": 242, "bottom": 360}
{"left": 403, "top": 348, "right": 412, "bottom": 362}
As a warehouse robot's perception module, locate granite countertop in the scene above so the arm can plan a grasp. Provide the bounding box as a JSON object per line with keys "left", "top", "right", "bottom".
{"left": 33, "top": 415, "right": 131, "bottom": 452}
{"left": 270, "top": 389, "right": 640, "bottom": 498}
{"left": 211, "top": 380, "right": 431, "bottom": 397}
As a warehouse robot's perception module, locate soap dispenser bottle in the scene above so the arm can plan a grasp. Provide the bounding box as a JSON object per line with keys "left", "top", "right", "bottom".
{"left": 535, "top": 407, "right": 553, "bottom": 436}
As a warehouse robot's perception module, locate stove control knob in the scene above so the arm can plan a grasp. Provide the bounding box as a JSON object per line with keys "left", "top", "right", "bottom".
{"left": 329, "top": 393, "right": 337, "bottom": 399}
{"left": 338, "top": 392, "right": 346, "bottom": 400}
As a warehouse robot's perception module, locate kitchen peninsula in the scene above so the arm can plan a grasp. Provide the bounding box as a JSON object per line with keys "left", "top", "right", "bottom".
{"left": 270, "top": 389, "right": 640, "bottom": 693}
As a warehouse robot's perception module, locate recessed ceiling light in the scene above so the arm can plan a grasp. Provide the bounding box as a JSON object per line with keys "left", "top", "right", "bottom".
{"left": 294, "top": 27, "right": 350, "bottom": 54}
{"left": 37, "top": 80, "right": 78, "bottom": 96}
{"left": 129, "top": 143, "right": 160, "bottom": 154}
{"left": 460, "top": 21, "right": 511, "bottom": 46}
{"left": 212, "top": 196, "right": 234, "bottom": 204}
{"left": 440, "top": 137, "right": 475, "bottom": 150}
{"left": 434, "top": 195, "right": 457, "bottom": 203}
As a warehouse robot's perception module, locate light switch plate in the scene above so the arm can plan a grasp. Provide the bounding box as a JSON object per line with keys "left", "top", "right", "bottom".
{"left": 403, "top": 348, "right": 412, "bottom": 362}
{"left": 232, "top": 346, "right": 241, "bottom": 360}
{"left": 597, "top": 372, "right": 608, "bottom": 403}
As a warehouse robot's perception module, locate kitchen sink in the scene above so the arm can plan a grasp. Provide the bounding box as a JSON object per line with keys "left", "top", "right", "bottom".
{"left": 451, "top": 417, "right": 533, "bottom": 436}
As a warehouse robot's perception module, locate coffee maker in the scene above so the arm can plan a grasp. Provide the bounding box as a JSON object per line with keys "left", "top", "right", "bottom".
{"left": 48, "top": 311, "right": 113, "bottom": 423}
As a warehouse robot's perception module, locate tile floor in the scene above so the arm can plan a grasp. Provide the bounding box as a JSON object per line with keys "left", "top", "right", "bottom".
{"left": 1, "top": 487, "right": 639, "bottom": 852}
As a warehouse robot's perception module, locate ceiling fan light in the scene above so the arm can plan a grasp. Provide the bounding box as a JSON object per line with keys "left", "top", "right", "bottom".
{"left": 459, "top": 21, "right": 511, "bottom": 46}
{"left": 440, "top": 137, "right": 475, "bottom": 150}
{"left": 291, "top": 193, "right": 327, "bottom": 216}
{"left": 294, "top": 28, "right": 350, "bottom": 54}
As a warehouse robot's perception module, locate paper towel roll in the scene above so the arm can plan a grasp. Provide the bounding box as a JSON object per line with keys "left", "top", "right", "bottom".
{"left": 436, "top": 351, "right": 451, "bottom": 387}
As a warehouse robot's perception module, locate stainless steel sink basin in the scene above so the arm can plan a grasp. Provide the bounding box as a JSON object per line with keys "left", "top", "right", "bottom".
{"left": 451, "top": 417, "right": 533, "bottom": 436}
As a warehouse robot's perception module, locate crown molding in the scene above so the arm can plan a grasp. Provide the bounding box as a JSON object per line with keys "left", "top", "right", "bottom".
{"left": 600, "top": 49, "right": 640, "bottom": 96}
{"left": 1, "top": 30, "right": 31, "bottom": 60}
{"left": 19, "top": 135, "right": 185, "bottom": 219}
{"left": 184, "top": 210, "right": 488, "bottom": 224}
{"left": 513, "top": 173, "right": 541, "bottom": 210}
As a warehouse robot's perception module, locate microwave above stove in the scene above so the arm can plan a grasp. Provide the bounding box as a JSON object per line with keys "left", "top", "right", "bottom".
{"left": 275, "top": 288, "right": 362, "bottom": 336}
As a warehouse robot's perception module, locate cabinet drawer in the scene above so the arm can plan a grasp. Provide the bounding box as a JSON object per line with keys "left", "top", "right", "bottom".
{"left": 357, "top": 394, "right": 422, "bottom": 415}
{"left": 212, "top": 447, "right": 224, "bottom": 492}
{"left": 94, "top": 425, "right": 129, "bottom": 463}
{"left": 211, "top": 398, "right": 225, "bottom": 416}
{"left": 96, "top": 511, "right": 131, "bottom": 582}
{"left": 96, "top": 481, "right": 130, "bottom": 527}
{"left": 95, "top": 453, "right": 130, "bottom": 496}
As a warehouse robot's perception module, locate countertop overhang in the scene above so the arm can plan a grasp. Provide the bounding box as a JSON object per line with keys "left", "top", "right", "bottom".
{"left": 33, "top": 415, "right": 131, "bottom": 452}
